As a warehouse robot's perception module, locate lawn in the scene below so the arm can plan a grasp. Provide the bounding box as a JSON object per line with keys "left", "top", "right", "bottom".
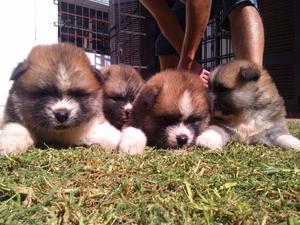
{"left": 0, "top": 121, "right": 299, "bottom": 225}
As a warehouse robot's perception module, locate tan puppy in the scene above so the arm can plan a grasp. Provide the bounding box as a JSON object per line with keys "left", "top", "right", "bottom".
{"left": 0, "top": 43, "right": 121, "bottom": 155}
{"left": 100, "top": 64, "right": 145, "bottom": 130}
{"left": 196, "top": 60, "right": 300, "bottom": 151}
{"left": 119, "top": 70, "right": 210, "bottom": 155}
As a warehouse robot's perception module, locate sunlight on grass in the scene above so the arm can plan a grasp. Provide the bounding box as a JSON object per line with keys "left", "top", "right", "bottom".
{"left": 0, "top": 121, "right": 299, "bottom": 224}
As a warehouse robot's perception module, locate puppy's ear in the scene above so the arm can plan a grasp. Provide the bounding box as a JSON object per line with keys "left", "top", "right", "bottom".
{"left": 10, "top": 60, "right": 28, "bottom": 80}
{"left": 139, "top": 85, "right": 161, "bottom": 109}
{"left": 92, "top": 67, "right": 105, "bottom": 84}
{"left": 127, "top": 84, "right": 161, "bottom": 128}
{"left": 239, "top": 67, "right": 260, "bottom": 82}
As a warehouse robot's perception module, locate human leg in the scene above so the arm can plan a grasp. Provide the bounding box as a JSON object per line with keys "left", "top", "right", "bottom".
{"left": 228, "top": 2, "right": 264, "bottom": 65}
{"left": 158, "top": 55, "right": 179, "bottom": 70}
{"left": 155, "top": 1, "right": 185, "bottom": 71}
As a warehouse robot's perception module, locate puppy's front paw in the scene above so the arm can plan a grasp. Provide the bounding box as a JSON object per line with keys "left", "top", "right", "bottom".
{"left": 0, "top": 123, "right": 34, "bottom": 155}
{"left": 273, "top": 133, "right": 300, "bottom": 151}
{"left": 195, "top": 125, "right": 228, "bottom": 151}
{"left": 119, "top": 127, "right": 146, "bottom": 155}
{"left": 196, "top": 134, "right": 223, "bottom": 151}
{"left": 100, "top": 125, "right": 121, "bottom": 150}
{"left": 86, "top": 121, "right": 121, "bottom": 150}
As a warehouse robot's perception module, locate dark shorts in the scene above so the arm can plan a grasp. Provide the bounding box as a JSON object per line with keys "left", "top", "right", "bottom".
{"left": 155, "top": 0, "right": 259, "bottom": 56}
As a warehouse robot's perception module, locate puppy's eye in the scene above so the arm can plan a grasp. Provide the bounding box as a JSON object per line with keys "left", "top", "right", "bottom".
{"left": 32, "top": 87, "right": 60, "bottom": 97}
{"left": 33, "top": 90, "right": 47, "bottom": 97}
{"left": 214, "top": 83, "right": 230, "bottom": 93}
{"left": 69, "top": 89, "right": 90, "bottom": 97}
{"left": 186, "top": 116, "right": 202, "bottom": 124}
{"left": 159, "top": 115, "right": 180, "bottom": 125}
{"left": 110, "top": 95, "right": 124, "bottom": 102}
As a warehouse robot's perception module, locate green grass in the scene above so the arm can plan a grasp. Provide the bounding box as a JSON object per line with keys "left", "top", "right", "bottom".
{"left": 0, "top": 121, "right": 300, "bottom": 225}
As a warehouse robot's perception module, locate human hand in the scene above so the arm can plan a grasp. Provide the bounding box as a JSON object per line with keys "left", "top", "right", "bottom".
{"left": 191, "top": 61, "right": 210, "bottom": 88}
{"left": 177, "top": 56, "right": 193, "bottom": 71}
{"left": 178, "top": 59, "right": 210, "bottom": 88}
{"left": 199, "top": 68, "right": 210, "bottom": 88}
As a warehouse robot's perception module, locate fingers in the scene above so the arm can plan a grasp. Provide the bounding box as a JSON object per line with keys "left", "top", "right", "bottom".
{"left": 200, "top": 69, "right": 210, "bottom": 88}
{"left": 178, "top": 60, "right": 210, "bottom": 88}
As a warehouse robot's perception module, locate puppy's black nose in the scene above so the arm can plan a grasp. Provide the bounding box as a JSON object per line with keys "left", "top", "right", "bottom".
{"left": 176, "top": 134, "right": 188, "bottom": 146}
{"left": 125, "top": 108, "right": 131, "bottom": 118}
{"left": 124, "top": 103, "right": 132, "bottom": 119}
{"left": 54, "top": 109, "right": 69, "bottom": 123}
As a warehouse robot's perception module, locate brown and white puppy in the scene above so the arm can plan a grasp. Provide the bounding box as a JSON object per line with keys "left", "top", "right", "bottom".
{"left": 0, "top": 43, "right": 121, "bottom": 155}
{"left": 196, "top": 60, "right": 300, "bottom": 151}
{"left": 100, "top": 64, "right": 145, "bottom": 130}
{"left": 119, "top": 70, "right": 210, "bottom": 155}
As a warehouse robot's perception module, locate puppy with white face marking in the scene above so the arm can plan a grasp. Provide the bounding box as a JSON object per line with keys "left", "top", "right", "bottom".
{"left": 196, "top": 60, "right": 300, "bottom": 151}
{"left": 119, "top": 70, "right": 210, "bottom": 155}
{"left": 0, "top": 43, "right": 121, "bottom": 155}
{"left": 100, "top": 64, "right": 145, "bottom": 130}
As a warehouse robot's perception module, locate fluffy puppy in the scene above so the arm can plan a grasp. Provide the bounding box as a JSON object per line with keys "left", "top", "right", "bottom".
{"left": 100, "top": 64, "right": 145, "bottom": 129}
{"left": 0, "top": 43, "right": 121, "bottom": 155}
{"left": 196, "top": 60, "right": 300, "bottom": 151}
{"left": 119, "top": 70, "right": 210, "bottom": 155}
